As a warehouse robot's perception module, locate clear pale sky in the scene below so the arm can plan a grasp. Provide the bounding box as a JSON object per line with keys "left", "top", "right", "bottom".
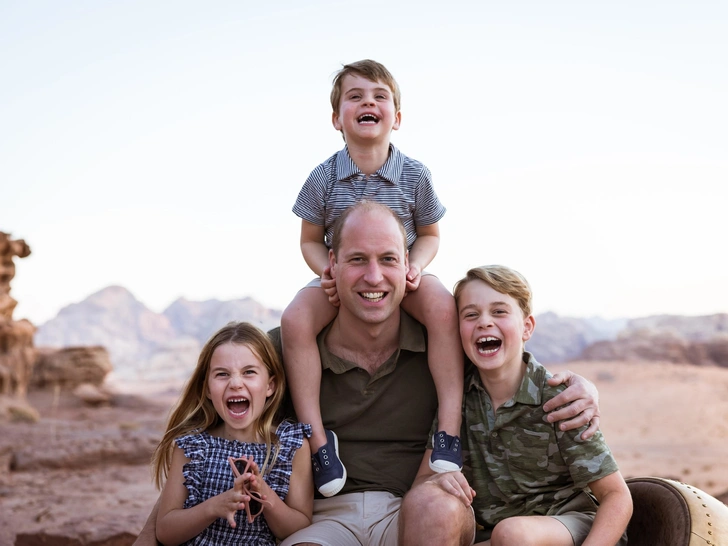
{"left": 2, "top": 1, "right": 726, "bottom": 325}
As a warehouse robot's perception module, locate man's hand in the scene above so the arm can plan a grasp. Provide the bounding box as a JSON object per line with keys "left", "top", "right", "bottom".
{"left": 543, "top": 371, "right": 600, "bottom": 440}
{"left": 424, "top": 472, "right": 476, "bottom": 507}
{"left": 321, "top": 266, "right": 339, "bottom": 307}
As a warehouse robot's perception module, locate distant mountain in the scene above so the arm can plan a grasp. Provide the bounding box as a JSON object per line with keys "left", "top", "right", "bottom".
{"left": 35, "top": 286, "right": 282, "bottom": 383}
{"left": 526, "top": 311, "right": 627, "bottom": 364}
{"left": 34, "top": 286, "right": 728, "bottom": 383}
{"left": 581, "top": 314, "right": 728, "bottom": 368}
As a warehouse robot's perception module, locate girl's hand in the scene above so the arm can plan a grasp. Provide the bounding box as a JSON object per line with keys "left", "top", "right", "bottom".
{"left": 229, "top": 456, "right": 272, "bottom": 523}
{"left": 211, "top": 482, "right": 251, "bottom": 528}
{"left": 321, "top": 266, "right": 340, "bottom": 307}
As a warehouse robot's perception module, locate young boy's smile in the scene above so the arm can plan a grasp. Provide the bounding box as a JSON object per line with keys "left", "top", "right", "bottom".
{"left": 332, "top": 73, "right": 401, "bottom": 145}
{"left": 457, "top": 280, "right": 535, "bottom": 377}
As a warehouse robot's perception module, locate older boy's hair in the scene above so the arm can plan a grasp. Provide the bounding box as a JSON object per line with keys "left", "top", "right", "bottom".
{"left": 330, "top": 59, "right": 401, "bottom": 113}
{"left": 453, "top": 265, "right": 533, "bottom": 318}
{"left": 330, "top": 200, "right": 407, "bottom": 258}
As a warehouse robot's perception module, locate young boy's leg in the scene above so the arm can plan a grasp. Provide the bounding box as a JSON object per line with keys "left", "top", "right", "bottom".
{"left": 280, "top": 284, "right": 344, "bottom": 496}
{"left": 401, "top": 275, "right": 464, "bottom": 472}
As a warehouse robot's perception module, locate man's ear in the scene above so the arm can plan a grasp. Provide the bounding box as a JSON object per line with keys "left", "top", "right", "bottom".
{"left": 522, "top": 314, "right": 536, "bottom": 342}
{"left": 329, "top": 248, "right": 337, "bottom": 277}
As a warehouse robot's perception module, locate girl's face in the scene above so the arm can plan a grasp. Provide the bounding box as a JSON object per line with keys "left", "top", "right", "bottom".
{"left": 206, "top": 342, "right": 276, "bottom": 443}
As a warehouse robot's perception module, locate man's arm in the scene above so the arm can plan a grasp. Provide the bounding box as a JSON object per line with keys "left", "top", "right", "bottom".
{"left": 543, "top": 371, "right": 600, "bottom": 440}
{"left": 132, "top": 497, "right": 161, "bottom": 546}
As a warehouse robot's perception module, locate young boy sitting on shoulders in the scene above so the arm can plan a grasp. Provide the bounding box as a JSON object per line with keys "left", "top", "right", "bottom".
{"left": 280, "top": 59, "right": 464, "bottom": 497}
{"left": 453, "top": 265, "right": 632, "bottom": 545}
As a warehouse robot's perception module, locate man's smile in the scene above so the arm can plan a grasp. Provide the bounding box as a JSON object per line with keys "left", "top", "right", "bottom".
{"left": 360, "top": 291, "right": 385, "bottom": 302}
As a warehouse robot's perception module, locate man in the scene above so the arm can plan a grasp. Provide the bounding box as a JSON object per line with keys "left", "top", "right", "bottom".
{"left": 133, "top": 201, "right": 598, "bottom": 545}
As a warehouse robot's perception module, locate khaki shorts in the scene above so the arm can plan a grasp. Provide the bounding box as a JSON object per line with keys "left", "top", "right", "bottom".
{"left": 475, "top": 493, "right": 628, "bottom": 545}
{"left": 280, "top": 491, "right": 477, "bottom": 546}
{"left": 279, "top": 491, "right": 401, "bottom": 546}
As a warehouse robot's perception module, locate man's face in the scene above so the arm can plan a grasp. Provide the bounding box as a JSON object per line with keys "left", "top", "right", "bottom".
{"left": 330, "top": 208, "right": 408, "bottom": 326}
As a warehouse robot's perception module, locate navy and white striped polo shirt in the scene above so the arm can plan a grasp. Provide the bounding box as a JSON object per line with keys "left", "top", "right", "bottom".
{"left": 292, "top": 145, "right": 446, "bottom": 250}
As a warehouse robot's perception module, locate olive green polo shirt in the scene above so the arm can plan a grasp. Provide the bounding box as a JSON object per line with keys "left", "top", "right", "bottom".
{"left": 270, "top": 310, "right": 437, "bottom": 498}
{"left": 461, "top": 352, "right": 619, "bottom": 529}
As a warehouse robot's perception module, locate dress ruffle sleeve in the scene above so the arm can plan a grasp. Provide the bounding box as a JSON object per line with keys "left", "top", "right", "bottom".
{"left": 175, "top": 433, "right": 207, "bottom": 509}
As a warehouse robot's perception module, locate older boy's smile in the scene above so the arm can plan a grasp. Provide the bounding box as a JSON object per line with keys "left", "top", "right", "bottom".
{"left": 476, "top": 336, "right": 502, "bottom": 355}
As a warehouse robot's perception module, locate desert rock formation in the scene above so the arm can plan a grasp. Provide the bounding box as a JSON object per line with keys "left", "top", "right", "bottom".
{"left": 582, "top": 326, "right": 728, "bottom": 368}
{"left": 0, "top": 231, "right": 36, "bottom": 398}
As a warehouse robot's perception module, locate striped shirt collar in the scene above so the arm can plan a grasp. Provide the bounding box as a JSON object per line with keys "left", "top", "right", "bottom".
{"left": 335, "top": 144, "right": 404, "bottom": 185}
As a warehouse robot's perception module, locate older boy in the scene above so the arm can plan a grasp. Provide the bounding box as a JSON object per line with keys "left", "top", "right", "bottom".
{"left": 408, "top": 265, "right": 632, "bottom": 545}
{"left": 280, "top": 60, "right": 464, "bottom": 497}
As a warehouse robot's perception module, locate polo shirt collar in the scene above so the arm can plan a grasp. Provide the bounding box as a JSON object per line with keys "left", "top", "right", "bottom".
{"left": 318, "top": 310, "right": 426, "bottom": 374}
{"left": 335, "top": 144, "right": 404, "bottom": 185}
{"left": 464, "top": 351, "right": 546, "bottom": 406}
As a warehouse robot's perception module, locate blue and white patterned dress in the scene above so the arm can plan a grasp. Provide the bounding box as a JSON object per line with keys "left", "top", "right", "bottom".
{"left": 175, "top": 420, "right": 312, "bottom": 545}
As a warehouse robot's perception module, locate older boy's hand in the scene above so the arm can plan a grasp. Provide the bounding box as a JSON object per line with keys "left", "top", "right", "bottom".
{"left": 544, "top": 371, "right": 600, "bottom": 440}
{"left": 425, "top": 472, "right": 476, "bottom": 507}
{"left": 321, "top": 266, "right": 340, "bottom": 307}
{"left": 405, "top": 264, "right": 422, "bottom": 293}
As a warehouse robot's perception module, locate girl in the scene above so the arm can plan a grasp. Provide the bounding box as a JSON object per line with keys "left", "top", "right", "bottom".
{"left": 151, "top": 321, "right": 313, "bottom": 546}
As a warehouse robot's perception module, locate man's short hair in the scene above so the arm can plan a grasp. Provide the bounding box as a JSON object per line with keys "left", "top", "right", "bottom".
{"left": 330, "top": 59, "right": 401, "bottom": 114}
{"left": 453, "top": 265, "right": 533, "bottom": 318}
{"left": 330, "top": 200, "right": 407, "bottom": 258}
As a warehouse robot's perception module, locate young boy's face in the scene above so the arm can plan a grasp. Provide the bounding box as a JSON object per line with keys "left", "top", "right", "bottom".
{"left": 332, "top": 73, "right": 401, "bottom": 145}
{"left": 457, "top": 280, "right": 535, "bottom": 375}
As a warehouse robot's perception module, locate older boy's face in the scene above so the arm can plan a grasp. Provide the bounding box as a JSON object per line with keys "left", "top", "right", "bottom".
{"left": 332, "top": 74, "right": 401, "bottom": 145}
{"left": 457, "top": 280, "right": 535, "bottom": 375}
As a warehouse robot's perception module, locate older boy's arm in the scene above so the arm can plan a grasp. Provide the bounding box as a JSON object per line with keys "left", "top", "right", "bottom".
{"left": 132, "top": 497, "right": 162, "bottom": 546}
{"left": 407, "top": 223, "right": 440, "bottom": 291}
{"left": 544, "top": 371, "right": 600, "bottom": 440}
{"left": 582, "top": 472, "right": 632, "bottom": 546}
{"left": 300, "top": 220, "right": 329, "bottom": 277}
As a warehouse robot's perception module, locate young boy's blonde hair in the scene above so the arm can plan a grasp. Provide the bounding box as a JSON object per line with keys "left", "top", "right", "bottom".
{"left": 330, "top": 59, "right": 402, "bottom": 114}
{"left": 453, "top": 265, "right": 533, "bottom": 318}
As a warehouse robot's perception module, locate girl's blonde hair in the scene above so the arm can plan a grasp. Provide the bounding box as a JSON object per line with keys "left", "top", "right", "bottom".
{"left": 152, "top": 322, "right": 286, "bottom": 489}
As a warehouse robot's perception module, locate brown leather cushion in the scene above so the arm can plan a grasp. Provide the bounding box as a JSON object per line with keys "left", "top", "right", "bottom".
{"left": 626, "top": 477, "right": 728, "bottom": 545}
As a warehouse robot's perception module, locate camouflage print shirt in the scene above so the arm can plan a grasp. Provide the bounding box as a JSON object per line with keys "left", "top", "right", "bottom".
{"left": 461, "top": 352, "right": 619, "bottom": 529}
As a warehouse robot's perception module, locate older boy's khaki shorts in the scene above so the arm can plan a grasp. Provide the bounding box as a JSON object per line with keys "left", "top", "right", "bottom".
{"left": 474, "top": 493, "right": 628, "bottom": 545}
{"left": 280, "top": 491, "right": 477, "bottom": 546}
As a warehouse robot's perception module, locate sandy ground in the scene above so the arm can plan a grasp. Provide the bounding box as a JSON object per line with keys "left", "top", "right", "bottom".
{"left": 1, "top": 359, "right": 727, "bottom": 545}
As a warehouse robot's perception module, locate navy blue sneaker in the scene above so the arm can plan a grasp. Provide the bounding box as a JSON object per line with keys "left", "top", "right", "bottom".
{"left": 429, "top": 431, "right": 463, "bottom": 473}
{"left": 312, "top": 429, "right": 347, "bottom": 497}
